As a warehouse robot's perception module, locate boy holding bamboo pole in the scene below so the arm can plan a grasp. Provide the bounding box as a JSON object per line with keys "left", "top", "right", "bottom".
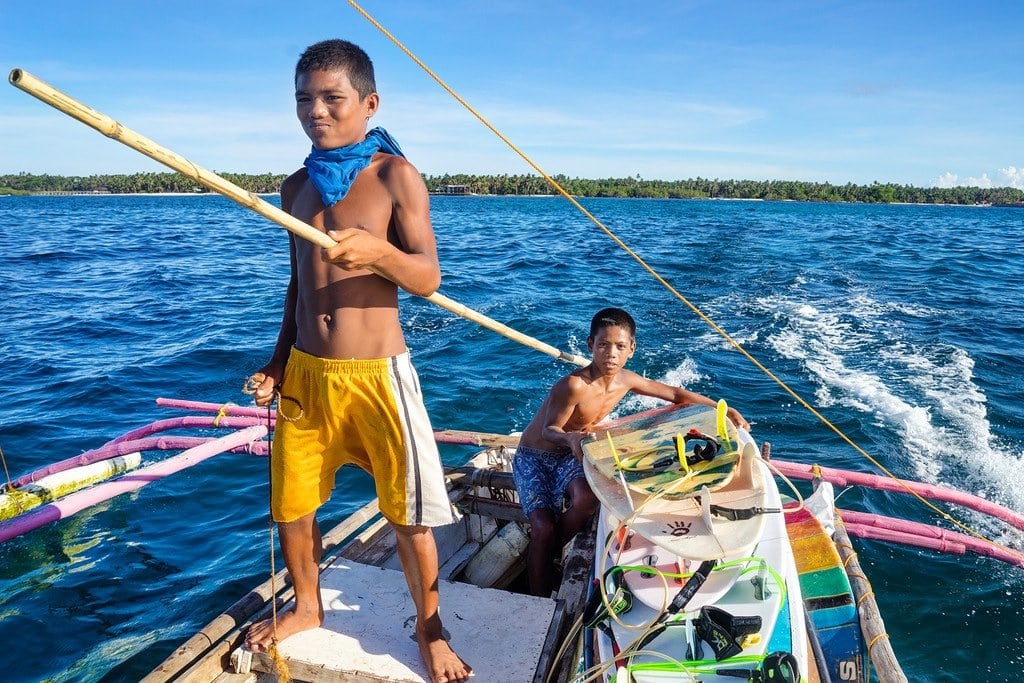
{"left": 246, "top": 39, "right": 471, "bottom": 683}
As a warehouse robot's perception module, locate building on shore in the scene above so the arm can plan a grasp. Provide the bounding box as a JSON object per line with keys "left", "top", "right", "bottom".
{"left": 432, "top": 184, "right": 473, "bottom": 196}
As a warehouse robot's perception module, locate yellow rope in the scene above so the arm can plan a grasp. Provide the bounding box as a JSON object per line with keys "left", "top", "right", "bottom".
{"left": 213, "top": 402, "right": 235, "bottom": 427}
{"left": 864, "top": 632, "right": 891, "bottom": 683}
{"left": 866, "top": 632, "right": 890, "bottom": 655}
{"left": 262, "top": 401, "right": 291, "bottom": 683}
{"left": 845, "top": 570, "right": 869, "bottom": 585}
{"left": 0, "top": 445, "right": 15, "bottom": 493}
{"left": 855, "top": 590, "right": 876, "bottom": 606}
{"left": 0, "top": 445, "right": 31, "bottom": 515}
{"left": 267, "top": 521, "right": 291, "bottom": 682}
{"left": 347, "top": 0, "right": 1023, "bottom": 563}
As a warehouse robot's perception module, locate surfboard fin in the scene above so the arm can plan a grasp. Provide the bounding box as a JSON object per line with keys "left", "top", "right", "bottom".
{"left": 716, "top": 398, "right": 734, "bottom": 451}
{"left": 699, "top": 484, "right": 715, "bottom": 532}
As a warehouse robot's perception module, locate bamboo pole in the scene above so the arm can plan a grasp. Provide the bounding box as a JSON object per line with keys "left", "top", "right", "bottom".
{"left": 833, "top": 511, "right": 907, "bottom": 683}
{"left": 7, "top": 68, "right": 588, "bottom": 368}
{"left": 434, "top": 429, "right": 521, "bottom": 448}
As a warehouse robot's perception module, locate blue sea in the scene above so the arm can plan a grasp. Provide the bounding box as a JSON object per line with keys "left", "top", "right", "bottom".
{"left": 0, "top": 194, "right": 1021, "bottom": 682}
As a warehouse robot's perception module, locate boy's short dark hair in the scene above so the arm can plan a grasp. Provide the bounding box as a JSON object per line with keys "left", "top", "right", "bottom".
{"left": 589, "top": 307, "right": 636, "bottom": 340}
{"left": 296, "top": 39, "right": 377, "bottom": 99}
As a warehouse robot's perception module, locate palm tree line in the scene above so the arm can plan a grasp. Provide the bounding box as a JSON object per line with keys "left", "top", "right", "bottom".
{"left": 2, "top": 171, "right": 1021, "bottom": 206}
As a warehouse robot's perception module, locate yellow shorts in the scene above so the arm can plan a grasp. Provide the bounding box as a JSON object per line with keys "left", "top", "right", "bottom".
{"left": 271, "top": 347, "right": 457, "bottom": 527}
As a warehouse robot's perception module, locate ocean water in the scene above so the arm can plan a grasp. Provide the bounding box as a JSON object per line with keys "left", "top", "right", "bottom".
{"left": 0, "top": 194, "right": 1021, "bottom": 682}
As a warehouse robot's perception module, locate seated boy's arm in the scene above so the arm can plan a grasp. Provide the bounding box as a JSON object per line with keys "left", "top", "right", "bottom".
{"left": 628, "top": 373, "right": 750, "bottom": 430}
{"left": 540, "top": 378, "right": 590, "bottom": 458}
{"left": 325, "top": 157, "right": 440, "bottom": 297}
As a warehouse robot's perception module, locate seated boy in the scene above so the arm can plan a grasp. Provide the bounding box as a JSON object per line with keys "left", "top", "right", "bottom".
{"left": 512, "top": 307, "right": 749, "bottom": 596}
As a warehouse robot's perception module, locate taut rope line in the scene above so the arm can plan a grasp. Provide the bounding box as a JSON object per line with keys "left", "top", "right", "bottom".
{"left": 263, "top": 400, "right": 291, "bottom": 682}
{"left": 346, "top": 0, "right": 1021, "bottom": 558}
{"left": 6, "top": 68, "right": 586, "bottom": 369}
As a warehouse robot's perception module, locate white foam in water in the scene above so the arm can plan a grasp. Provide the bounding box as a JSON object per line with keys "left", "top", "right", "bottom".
{"left": 760, "top": 291, "right": 1024, "bottom": 512}
{"left": 615, "top": 357, "right": 702, "bottom": 417}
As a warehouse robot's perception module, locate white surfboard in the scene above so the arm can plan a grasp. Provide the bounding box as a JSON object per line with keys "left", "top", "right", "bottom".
{"left": 583, "top": 403, "right": 769, "bottom": 561}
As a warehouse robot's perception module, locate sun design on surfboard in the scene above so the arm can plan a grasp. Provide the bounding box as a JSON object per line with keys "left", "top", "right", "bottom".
{"left": 667, "top": 520, "right": 692, "bottom": 537}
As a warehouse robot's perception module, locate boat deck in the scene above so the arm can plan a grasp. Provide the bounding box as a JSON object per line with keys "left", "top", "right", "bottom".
{"left": 201, "top": 449, "right": 593, "bottom": 683}
{"left": 234, "top": 558, "right": 558, "bottom": 682}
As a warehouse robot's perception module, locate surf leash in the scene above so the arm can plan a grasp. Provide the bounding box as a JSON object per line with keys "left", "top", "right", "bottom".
{"left": 628, "top": 559, "right": 717, "bottom": 654}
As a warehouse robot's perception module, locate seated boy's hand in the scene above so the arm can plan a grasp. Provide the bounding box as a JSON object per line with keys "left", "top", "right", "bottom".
{"left": 728, "top": 407, "right": 750, "bottom": 432}
{"left": 568, "top": 431, "right": 594, "bottom": 460}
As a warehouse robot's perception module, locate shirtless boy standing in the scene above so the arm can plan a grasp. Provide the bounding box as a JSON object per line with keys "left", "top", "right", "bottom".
{"left": 245, "top": 40, "right": 471, "bottom": 683}
{"left": 513, "top": 307, "right": 749, "bottom": 596}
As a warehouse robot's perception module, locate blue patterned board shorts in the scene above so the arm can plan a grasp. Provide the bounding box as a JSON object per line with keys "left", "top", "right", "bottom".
{"left": 513, "top": 445, "right": 586, "bottom": 518}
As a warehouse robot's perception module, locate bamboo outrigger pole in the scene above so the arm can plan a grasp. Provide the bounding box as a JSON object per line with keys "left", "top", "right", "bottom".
{"left": 8, "top": 68, "right": 588, "bottom": 368}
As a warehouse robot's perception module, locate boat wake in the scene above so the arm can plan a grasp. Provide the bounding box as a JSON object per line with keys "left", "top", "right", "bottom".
{"left": 615, "top": 357, "right": 704, "bottom": 418}
{"left": 753, "top": 290, "right": 1024, "bottom": 515}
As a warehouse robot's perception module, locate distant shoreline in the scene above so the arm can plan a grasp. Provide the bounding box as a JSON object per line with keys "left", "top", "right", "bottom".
{"left": 2, "top": 172, "right": 1022, "bottom": 206}
{"left": 0, "top": 194, "right": 1015, "bottom": 209}
{"left": 1, "top": 192, "right": 1016, "bottom": 208}
{"left": 3, "top": 191, "right": 282, "bottom": 197}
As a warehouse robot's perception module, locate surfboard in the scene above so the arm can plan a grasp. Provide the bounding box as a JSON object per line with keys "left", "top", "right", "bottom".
{"left": 784, "top": 484, "right": 865, "bottom": 682}
{"left": 600, "top": 517, "right": 746, "bottom": 612}
{"left": 582, "top": 402, "right": 770, "bottom": 561}
{"left": 589, "top": 453, "right": 809, "bottom": 683}
{"left": 584, "top": 401, "right": 741, "bottom": 500}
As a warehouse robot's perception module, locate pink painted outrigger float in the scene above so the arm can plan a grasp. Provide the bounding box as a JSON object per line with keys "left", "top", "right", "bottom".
{"left": 2, "top": 396, "right": 1021, "bottom": 571}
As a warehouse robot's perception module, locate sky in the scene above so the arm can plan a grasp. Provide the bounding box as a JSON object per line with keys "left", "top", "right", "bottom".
{"left": 1, "top": 0, "right": 1021, "bottom": 188}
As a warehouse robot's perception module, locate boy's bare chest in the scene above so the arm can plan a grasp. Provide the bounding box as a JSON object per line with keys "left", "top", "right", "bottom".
{"left": 293, "top": 185, "right": 390, "bottom": 236}
{"left": 570, "top": 386, "right": 630, "bottom": 429}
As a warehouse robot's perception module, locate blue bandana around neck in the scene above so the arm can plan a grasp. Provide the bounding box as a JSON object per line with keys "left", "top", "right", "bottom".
{"left": 303, "top": 127, "right": 405, "bottom": 207}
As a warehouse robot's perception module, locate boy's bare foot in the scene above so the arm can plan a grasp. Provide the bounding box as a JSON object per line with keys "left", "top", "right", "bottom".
{"left": 245, "top": 607, "right": 323, "bottom": 653}
{"left": 417, "top": 619, "right": 472, "bottom": 683}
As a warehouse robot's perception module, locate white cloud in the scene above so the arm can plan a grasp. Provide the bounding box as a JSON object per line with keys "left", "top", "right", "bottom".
{"left": 997, "top": 166, "right": 1024, "bottom": 189}
{"left": 964, "top": 173, "right": 993, "bottom": 188}
{"left": 932, "top": 168, "right": 1024, "bottom": 189}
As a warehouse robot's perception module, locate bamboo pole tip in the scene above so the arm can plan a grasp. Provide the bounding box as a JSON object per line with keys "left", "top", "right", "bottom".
{"left": 9, "top": 68, "right": 24, "bottom": 85}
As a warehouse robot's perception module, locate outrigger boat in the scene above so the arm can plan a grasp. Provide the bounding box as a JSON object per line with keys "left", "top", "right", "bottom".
{"left": 5, "top": 6, "right": 1024, "bottom": 679}
{"left": 4, "top": 397, "right": 1022, "bottom": 682}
